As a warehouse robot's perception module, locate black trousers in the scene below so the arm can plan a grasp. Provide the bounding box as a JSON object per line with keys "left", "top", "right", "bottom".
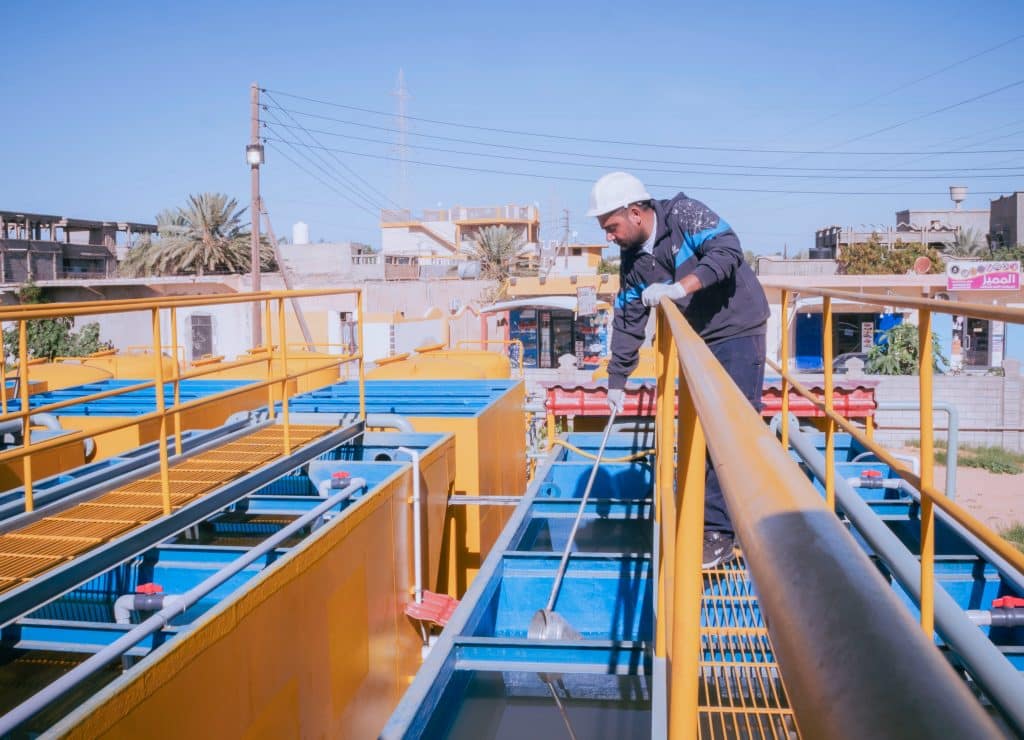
{"left": 703, "top": 333, "right": 766, "bottom": 534}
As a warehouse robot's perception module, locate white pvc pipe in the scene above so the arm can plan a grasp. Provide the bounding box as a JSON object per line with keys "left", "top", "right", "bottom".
{"left": 0, "top": 477, "right": 366, "bottom": 736}
{"left": 398, "top": 447, "right": 423, "bottom": 604}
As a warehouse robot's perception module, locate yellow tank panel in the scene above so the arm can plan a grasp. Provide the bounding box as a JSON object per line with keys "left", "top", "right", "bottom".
{"left": 413, "top": 348, "right": 511, "bottom": 379}
{"left": 591, "top": 345, "right": 657, "bottom": 380}
{"left": 62, "top": 438, "right": 457, "bottom": 740}
{"left": 26, "top": 363, "right": 113, "bottom": 391}
{"left": 367, "top": 357, "right": 486, "bottom": 380}
{"left": 81, "top": 354, "right": 178, "bottom": 379}
{"left": 191, "top": 351, "right": 338, "bottom": 395}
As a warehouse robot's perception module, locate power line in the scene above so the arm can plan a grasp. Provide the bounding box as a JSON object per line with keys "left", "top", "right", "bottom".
{"left": 262, "top": 88, "right": 1024, "bottom": 156}
{"left": 260, "top": 115, "right": 1024, "bottom": 175}
{"left": 261, "top": 105, "right": 388, "bottom": 212}
{"left": 263, "top": 90, "right": 400, "bottom": 209}
{"left": 769, "top": 32, "right": 1024, "bottom": 143}
{"left": 826, "top": 77, "right": 1024, "bottom": 150}
{"left": 265, "top": 140, "right": 377, "bottom": 217}
{"left": 260, "top": 120, "right": 1024, "bottom": 180}
{"left": 261, "top": 134, "right": 1016, "bottom": 196}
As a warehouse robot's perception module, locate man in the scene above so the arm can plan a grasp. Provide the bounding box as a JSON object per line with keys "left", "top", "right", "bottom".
{"left": 588, "top": 172, "right": 769, "bottom": 568}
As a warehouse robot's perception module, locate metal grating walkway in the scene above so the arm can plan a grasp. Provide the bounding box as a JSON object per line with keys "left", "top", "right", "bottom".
{"left": 699, "top": 554, "right": 799, "bottom": 740}
{"left": 0, "top": 424, "right": 334, "bottom": 594}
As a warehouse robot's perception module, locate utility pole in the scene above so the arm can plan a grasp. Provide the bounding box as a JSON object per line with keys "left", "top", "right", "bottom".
{"left": 246, "top": 82, "right": 265, "bottom": 348}
{"left": 393, "top": 69, "right": 410, "bottom": 210}
{"left": 560, "top": 209, "right": 571, "bottom": 269}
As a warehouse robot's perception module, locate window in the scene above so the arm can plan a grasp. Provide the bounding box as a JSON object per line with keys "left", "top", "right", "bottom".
{"left": 190, "top": 314, "right": 214, "bottom": 360}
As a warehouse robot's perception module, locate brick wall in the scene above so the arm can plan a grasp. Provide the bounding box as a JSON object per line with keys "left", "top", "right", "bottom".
{"left": 868, "top": 360, "right": 1024, "bottom": 451}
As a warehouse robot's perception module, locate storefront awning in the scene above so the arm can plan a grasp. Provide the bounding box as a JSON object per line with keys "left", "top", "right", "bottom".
{"left": 481, "top": 296, "right": 610, "bottom": 314}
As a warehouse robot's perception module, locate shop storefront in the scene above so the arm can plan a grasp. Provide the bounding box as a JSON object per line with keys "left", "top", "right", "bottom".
{"left": 483, "top": 297, "right": 611, "bottom": 370}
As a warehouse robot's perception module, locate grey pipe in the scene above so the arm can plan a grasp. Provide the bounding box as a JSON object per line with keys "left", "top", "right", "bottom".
{"left": 0, "top": 413, "right": 95, "bottom": 460}
{"left": 894, "top": 479, "right": 1024, "bottom": 597}
{"left": 113, "top": 592, "right": 186, "bottom": 625}
{"left": 876, "top": 401, "right": 959, "bottom": 499}
{"left": 780, "top": 417, "right": 1024, "bottom": 735}
{"left": 398, "top": 447, "right": 424, "bottom": 605}
{"left": 0, "top": 476, "right": 367, "bottom": 736}
{"left": 366, "top": 413, "right": 414, "bottom": 433}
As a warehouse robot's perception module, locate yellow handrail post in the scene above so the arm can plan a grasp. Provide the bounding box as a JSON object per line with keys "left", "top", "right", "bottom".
{"left": 919, "top": 309, "right": 935, "bottom": 636}
{"left": 358, "top": 291, "right": 366, "bottom": 419}
{"left": 823, "top": 296, "right": 835, "bottom": 510}
{"left": 169, "top": 306, "right": 182, "bottom": 457}
{"left": 264, "top": 299, "right": 276, "bottom": 420}
{"left": 654, "top": 312, "right": 679, "bottom": 661}
{"left": 151, "top": 308, "right": 171, "bottom": 515}
{"left": 18, "top": 320, "right": 33, "bottom": 513}
{"left": 277, "top": 297, "right": 291, "bottom": 455}
{"left": 670, "top": 356, "right": 706, "bottom": 740}
{"left": 0, "top": 320, "right": 8, "bottom": 416}
{"left": 780, "top": 289, "right": 790, "bottom": 449}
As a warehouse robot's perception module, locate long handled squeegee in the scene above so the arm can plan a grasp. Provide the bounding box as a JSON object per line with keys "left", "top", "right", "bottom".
{"left": 528, "top": 410, "right": 617, "bottom": 640}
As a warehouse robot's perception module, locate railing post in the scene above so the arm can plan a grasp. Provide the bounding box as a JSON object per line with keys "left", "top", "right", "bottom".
{"left": 823, "top": 296, "right": 835, "bottom": 510}
{"left": 919, "top": 309, "right": 935, "bottom": 636}
{"left": 780, "top": 289, "right": 790, "bottom": 449}
{"left": 264, "top": 299, "right": 276, "bottom": 420}
{"left": 18, "top": 320, "right": 33, "bottom": 512}
{"left": 655, "top": 312, "right": 678, "bottom": 661}
{"left": 358, "top": 291, "right": 366, "bottom": 419}
{"left": 151, "top": 308, "right": 171, "bottom": 515}
{"left": 169, "top": 306, "right": 182, "bottom": 456}
{"left": 277, "top": 297, "right": 291, "bottom": 454}
{"left": 0, "top": 321, "right": 8, "bottom": 416}
{"left": 670, "top": 360, "right": 706, "bottom": 740}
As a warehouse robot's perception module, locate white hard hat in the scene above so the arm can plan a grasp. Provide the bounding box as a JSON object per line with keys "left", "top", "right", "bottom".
{"left": 586, "top": 172, "right": 652, "bottom": 217}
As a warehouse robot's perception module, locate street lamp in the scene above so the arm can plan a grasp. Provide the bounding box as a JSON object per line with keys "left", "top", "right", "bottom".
{"left": 246, "top": 143, "right": 265, "bottom": 167}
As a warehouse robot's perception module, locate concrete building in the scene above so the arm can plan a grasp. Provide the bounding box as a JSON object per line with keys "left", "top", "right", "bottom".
{"left": 380, "top": 204, "right": 540, "bottom": 257}
{"left": 0, "top": 209, "right": 156, "bottom": 283}
{"left": 989, "top": 191, "right": 1024, "bottom": 248}
{"left": 815, "top": 186, "right": 998, "bottom": 257}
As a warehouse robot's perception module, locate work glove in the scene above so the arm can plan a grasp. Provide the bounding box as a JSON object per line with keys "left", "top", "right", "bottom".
{"left": 641, "top": 282, "right": 687, "bottom": 307}
{"left": 607, "top": 388, "right": 625, "bottom": 414}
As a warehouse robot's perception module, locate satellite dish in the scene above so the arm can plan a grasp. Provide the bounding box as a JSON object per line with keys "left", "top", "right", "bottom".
{"left": 913, "top": 256, "right": 932, "bottom": 275}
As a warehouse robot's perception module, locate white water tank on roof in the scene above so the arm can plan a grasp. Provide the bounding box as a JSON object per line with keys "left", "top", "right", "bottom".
{"left": 292, "top": 221, "right": 310, "bottom": 245}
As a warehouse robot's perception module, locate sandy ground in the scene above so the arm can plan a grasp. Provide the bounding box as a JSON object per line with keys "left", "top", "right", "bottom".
{"left": 938, "top": 463, "right": 1024, "bottom": 534}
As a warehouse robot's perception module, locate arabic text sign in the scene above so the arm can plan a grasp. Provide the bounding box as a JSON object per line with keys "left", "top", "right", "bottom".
{"left": 946, "top": 260, "right": 1020, "bottom": 291}
{"left": 577, "top": 286, "right": 597, "bottom": 316}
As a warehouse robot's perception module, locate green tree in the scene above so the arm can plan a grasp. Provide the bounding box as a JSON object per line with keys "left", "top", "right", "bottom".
{"left": 866, "top": 322, "right": 947, "bottom": 375}
{"left": 120, "top": 193, "right": 276, "bottom": 277}
{"left": 597, "top": 257, "right": 618, "bottom": 275}
{"left": 838, "top": 234, "right": 945, "bottom": 275}
{"left": 943, "top": 227, "right": 989, "bottom": 259}
{"left": 463, "top": 225, "right": 524, "bottom": 280}
{"left": 2, "top": 282, "right": 109, "bottom": 361}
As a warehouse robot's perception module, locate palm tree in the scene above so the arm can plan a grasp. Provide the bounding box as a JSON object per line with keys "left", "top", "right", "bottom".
{"left": 121, "top": 193, "right": 276, "bottom": 277}
{"left": 943, "top": 227, "right": 989, "bottom": 259}
{"left": 463, "top": 225, "right": 524, "bottom": 280}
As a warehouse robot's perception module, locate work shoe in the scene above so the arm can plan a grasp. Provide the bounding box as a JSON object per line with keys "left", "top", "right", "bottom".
{"left": 702, "top": 531, "right": 736, "bottom": 569}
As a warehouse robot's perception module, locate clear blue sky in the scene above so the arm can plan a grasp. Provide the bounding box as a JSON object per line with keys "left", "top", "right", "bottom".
{"left": 3, "top": 0, "right": 1023, "bottom": 253}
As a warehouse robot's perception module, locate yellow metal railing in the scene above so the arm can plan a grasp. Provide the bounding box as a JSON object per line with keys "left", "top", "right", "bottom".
{"left": 773, "top": 287, "right": 1024, "bottom": 638}
{"left": 454, "top": 338, "right": 525, "bottom": 377}
{"left": 0, "top": 289, "right": 366, "bottom": 516}
{"left": 651, "top": 296, "right": 997, "bottom": 739}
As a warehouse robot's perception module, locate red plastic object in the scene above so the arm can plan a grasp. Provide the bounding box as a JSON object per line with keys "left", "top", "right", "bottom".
{"left": 861, "top": 469, "right": 882, "bottom": 478}
{"left": 992, "top": 596, "right": 1024, "bottom": 609}
{"left": 136, "top": 583, "right": 163, "bottom": 595}
{"left": 404, "top": 591, "right": 459, "bottom": 627}
{"left": 331, "top": 471, "right": 350, "bottom": 479}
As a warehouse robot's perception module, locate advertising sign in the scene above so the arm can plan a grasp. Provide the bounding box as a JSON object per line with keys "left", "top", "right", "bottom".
{"left": 860, "top": 322, "right": 875, "bottom": 352}
{"left": 577, "top": 286, "right": 597, "bottom": 316}
{"left": 946, "top": 260, "right": 1021, "bottom": 291}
